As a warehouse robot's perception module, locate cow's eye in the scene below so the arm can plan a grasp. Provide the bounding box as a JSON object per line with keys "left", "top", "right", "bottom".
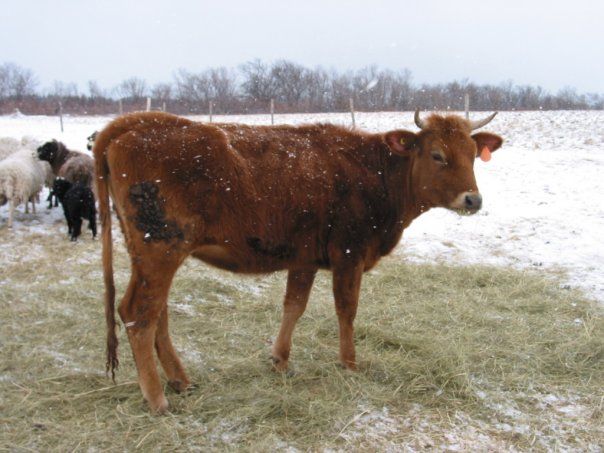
{"left": 431, "top": 151, "right": 447, "bottom": 165}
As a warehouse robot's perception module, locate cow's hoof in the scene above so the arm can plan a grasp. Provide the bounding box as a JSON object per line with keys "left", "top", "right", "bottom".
{"left": 338, "top": 361, "right": 357, "bottom": 371}
{"left": 149, "top": 396, "right": 169, "bottom": 414}
{"left": 168, "top": 379, "right": 193, "bottom": 393}
{"left": 271, "top": 355, "right": 288, "bottom": 372}
{"left": 271, "top": 356, "right": 295, "bottom": 377}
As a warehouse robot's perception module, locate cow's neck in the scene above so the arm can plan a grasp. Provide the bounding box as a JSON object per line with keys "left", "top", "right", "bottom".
{"left": 377, "top": 143, "right": 424, "bottom": 254}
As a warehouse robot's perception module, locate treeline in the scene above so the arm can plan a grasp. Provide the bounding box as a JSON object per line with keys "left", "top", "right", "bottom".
{"left": 1, "top": 60, "right": 602, "bottom": 115}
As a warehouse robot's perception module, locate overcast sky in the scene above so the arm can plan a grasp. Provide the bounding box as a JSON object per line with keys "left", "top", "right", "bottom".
{"left": 3, "top": 0, "right": 603, "bottom": 94}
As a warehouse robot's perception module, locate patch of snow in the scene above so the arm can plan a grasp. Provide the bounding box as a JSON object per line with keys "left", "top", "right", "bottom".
{"left": 172, "top": 303, "right": 196, "bottom": 316}
{"left": 337, "top": 403, "right": 517, "bottom": 451}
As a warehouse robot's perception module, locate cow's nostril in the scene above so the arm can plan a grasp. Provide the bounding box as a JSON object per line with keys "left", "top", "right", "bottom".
{"left": 464, "top": 194, "right": 482, "bottom": 210}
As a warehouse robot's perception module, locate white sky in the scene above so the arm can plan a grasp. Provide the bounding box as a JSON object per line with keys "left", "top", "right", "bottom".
{"left": 2, "top": 0, "right": 603, "bottom": 93}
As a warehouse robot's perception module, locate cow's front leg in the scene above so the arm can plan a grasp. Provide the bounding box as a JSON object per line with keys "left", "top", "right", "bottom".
{"left": 331, "top": 251, "right": 364, "bottom": 370}
{"left": 271, "top": 269, "right": 317, "bottom": 372}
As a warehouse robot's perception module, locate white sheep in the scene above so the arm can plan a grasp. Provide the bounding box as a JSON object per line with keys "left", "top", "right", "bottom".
{"left": 0, "top": 136, "right": 52, "bottom": 211}
{"left": 0, "top": 148, "right": 51, "bottom": 228}
{"left": 0, "top": 136, "right": 43, "bottom": 161}
{"left": 0, "top": 137, "right": 21, "bottom": 161}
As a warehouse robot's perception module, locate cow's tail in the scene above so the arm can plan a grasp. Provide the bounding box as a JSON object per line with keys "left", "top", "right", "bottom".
{"left": 93, "top": 112, "right": 184, "bottom": 381}
{"left": 93, "top": 124, "right": 119, "bottom": 382}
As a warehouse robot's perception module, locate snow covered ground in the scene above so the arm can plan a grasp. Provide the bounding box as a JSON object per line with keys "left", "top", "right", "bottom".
{"left": 1, "top": 110, "right": 603, "bottom": 302}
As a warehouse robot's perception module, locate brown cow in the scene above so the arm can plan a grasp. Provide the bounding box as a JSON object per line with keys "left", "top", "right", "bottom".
{"left": 94, "top": 110, "right": 503, "bottom": 413}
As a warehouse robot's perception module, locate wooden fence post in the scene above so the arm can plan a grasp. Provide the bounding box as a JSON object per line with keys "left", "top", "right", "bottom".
{"left": 209, "top": 101, "right": 213, "bottom": 123}
{"left": 270, "top": 99, "right": 275, "bottom": 125}
{"left": 58, "top": 101, "right": 64, "bottom": 133}
{"left": 146, "top": 97, "right": 151, "bottom": 112}
{"left": 349, "top": 98, "right": 356, "bottom": 128}
{"left": 464, "top": 93, "right": 470, "bottom": 119}
{"left": 162, "top": 101, "right": 166, "bottom": 112}
{"left": 118, "top": 99, "right": 123, "bottom": 115}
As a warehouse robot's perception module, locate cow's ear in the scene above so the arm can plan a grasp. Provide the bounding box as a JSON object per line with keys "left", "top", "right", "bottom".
{"left": 472, "top": 133, "right": 502, "bottom": 155}
{"left": 384, "top": 130, "right": 418, "bottom": 156}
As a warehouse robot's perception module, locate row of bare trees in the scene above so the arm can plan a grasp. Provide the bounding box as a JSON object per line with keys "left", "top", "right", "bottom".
{"left": 1, "top": 60, "right": 602, "bottom": 115}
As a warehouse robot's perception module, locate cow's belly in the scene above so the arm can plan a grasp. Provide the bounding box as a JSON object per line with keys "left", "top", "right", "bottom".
{"left": 192, "top": 244, "right": 289, "bottom": 274}
{"left": 192, "top": 245, "right": 240, "bottom": 271}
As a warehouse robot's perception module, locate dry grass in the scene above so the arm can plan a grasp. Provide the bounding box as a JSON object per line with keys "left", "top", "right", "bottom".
{"left": 0, "top": 216, "right": 602, "bottom": 451}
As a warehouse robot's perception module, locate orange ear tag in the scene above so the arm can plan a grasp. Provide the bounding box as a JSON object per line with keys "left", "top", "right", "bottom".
{"left": 480, "top": 146, "right": 492, "bottom": 162}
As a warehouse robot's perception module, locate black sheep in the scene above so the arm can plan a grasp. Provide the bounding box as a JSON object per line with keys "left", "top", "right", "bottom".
{"left": 52, "top": 177, "right": 97, "bottom": 241}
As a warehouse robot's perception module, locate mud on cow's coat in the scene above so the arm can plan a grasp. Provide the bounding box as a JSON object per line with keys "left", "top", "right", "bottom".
{"left": 94, "top": 110, "right": 503, "bottom": 413}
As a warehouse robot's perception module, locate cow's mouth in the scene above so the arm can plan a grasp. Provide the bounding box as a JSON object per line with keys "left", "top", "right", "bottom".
{"left": 449, "top": 191, "right": 482, "bottom": 215}
{"left": 450, "top": 207, "right": 479, "bottom": 216}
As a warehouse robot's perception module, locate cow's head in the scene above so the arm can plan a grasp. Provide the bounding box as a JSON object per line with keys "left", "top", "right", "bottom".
{"left": 384, "top": 110, "right": 502, "bottom": 214}
{"left": 37, "top": 140, "right": 60, "bottom": 163}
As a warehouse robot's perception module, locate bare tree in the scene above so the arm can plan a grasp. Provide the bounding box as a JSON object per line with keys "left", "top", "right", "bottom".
{"left": 116, "top": 77, "right": 147, "bottom": 100}
{"left": 0, "top": 65, "right": 10, "bottom": 99}
{"left": 151, "top": 83, "right": 173, "bottom": 102}
{"left": 0, "top": 63, "right": 38, "bottom": 99}
{"left": 388, "top": 69, "right": 413, "bottom": 110}
{"left": 208, "top": 67, "right": 238, "bottom": 112}
{"left": 174, "top": 69, "right": 212, "bottom": 104}
{"left": 88, "top": 80, "right": 106, "bottom": 99}
{"left": 271, "top": 60, "right": 308, "bottom": 108}
{"left": 240, "top": 59, "right": 276, "bottom": 104}
{"left": 586, "top": 92, "right": 604, "bottom": 109}
{"left": 330, "top": 70, "right": 353, "bottom": 111}
{"left": 556, "top": 86, "right": 586, "bottom": 109}
{"left": 49, "top": 81, "right": 79, "bottom": 98}
{"left": 305, "top": 66, "right": 331, "bottom": 111}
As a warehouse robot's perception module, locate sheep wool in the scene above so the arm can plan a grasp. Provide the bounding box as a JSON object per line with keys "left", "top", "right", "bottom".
{"left": 0, "top": 148, "right": 49, "bottom": 228}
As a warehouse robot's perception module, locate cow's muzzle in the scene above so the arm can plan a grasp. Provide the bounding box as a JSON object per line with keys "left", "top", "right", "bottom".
{"left": 450, "top": 192, "right": 482, "bottom": 214}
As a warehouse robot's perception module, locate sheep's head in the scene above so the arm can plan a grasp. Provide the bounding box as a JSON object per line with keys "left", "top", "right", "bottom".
{"left": 37, "top": 140, "right": 60, "bottom": 163}
{"left": 87, "top": 131, "right": 97, "bottom": 151}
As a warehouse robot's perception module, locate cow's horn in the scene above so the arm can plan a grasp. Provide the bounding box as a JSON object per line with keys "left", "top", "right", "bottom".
{"left": 414, "top": 109, "right": 427, "bottom": 130}
{"left": 469, "top": 112, "right": 498, "bottom": 130}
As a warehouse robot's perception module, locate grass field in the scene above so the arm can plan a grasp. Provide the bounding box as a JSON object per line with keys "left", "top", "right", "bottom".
{"left": 1, "top": 215, "right": 603, "bottom": 451}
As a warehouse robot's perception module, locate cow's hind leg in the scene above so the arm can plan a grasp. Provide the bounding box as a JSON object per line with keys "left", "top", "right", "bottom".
{"left": 155, "top": 305, "right": 190, "bottom": 392}
{"left": 118, "top": 257, "right": 182, "bottom": 413}
{"left": 271, "top": 269, "right": 317, "bottom": 372}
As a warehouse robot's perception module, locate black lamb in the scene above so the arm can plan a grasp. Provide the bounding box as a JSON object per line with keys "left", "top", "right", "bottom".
{"left": 46, "top": 187, "right": 59, "bottom": 209}
{"left": 52, "top": 177, "right": 97, "bottom": 241}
